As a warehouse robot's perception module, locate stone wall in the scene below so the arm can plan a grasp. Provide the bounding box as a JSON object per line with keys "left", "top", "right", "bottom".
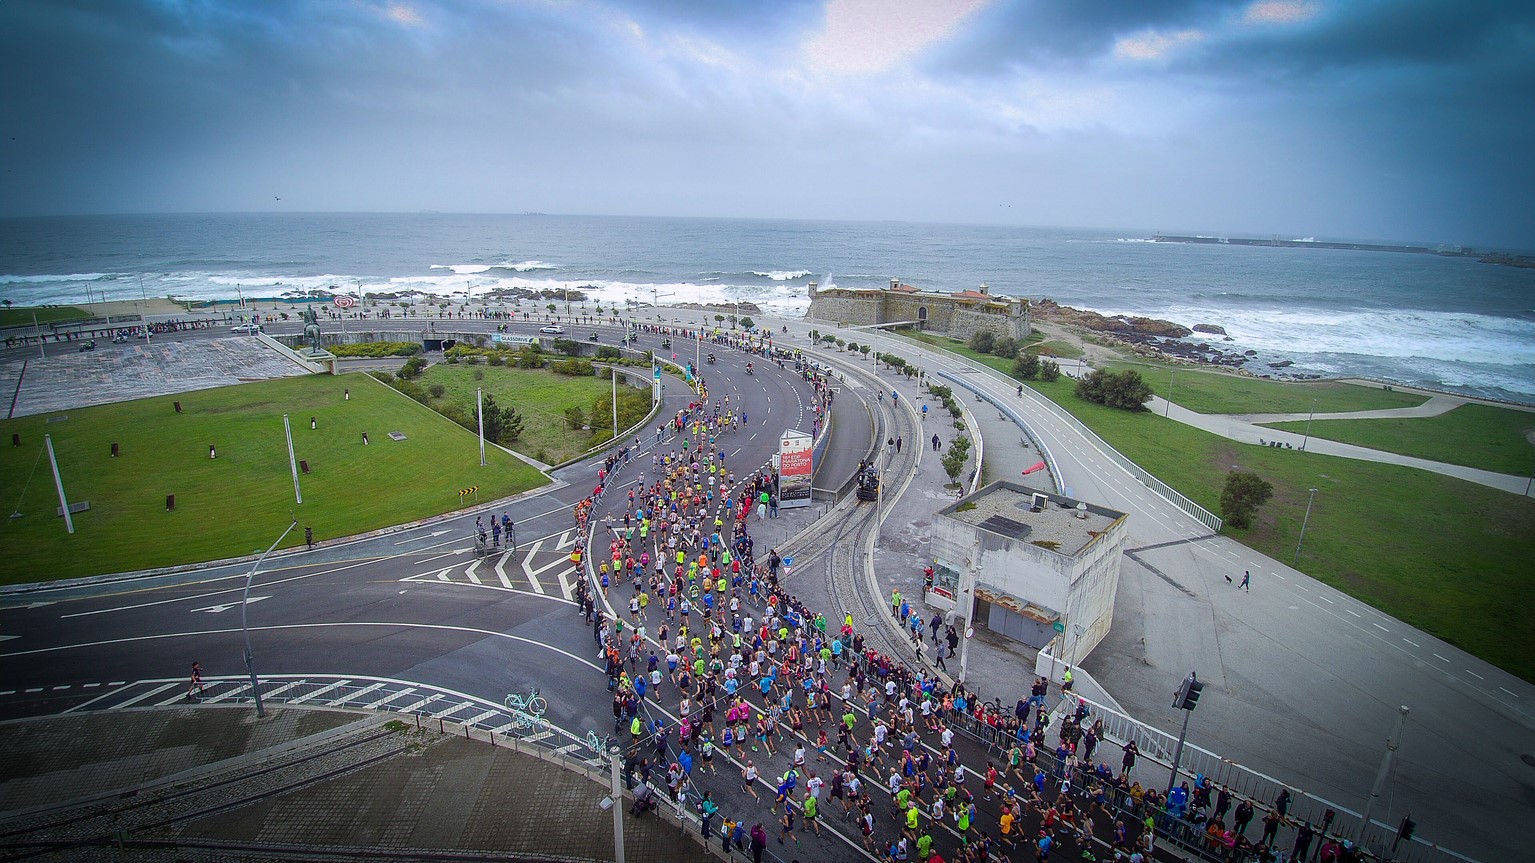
{"left": 950, "top": 306, "right": 1029, "bottom": 342}
{"left": 805, "top": 283, "right": 1029, "bottom": 342}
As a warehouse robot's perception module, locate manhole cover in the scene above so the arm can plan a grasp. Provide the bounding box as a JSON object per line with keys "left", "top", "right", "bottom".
{"left": 1521, "top": 753, "right": 1535, "bottom": 767}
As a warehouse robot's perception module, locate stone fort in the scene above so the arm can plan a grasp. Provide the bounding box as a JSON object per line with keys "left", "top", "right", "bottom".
{"left": 805, "top": 279, "right": 1030, "bottom": 342}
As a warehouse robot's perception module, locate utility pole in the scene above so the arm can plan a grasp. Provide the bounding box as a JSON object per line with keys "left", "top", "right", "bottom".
{"left": 608, "top": 746, "right": 626, "bottom": 863}
{"left": 44, "top": 434, "right": 73, "bottom": 534}
{"left": 139, "top": 274, "right": 151, "bottom": 346}
{"left": 1293, "top": 487, "right": 1319, "bottom": 565}
{"left": 31, "top": 311, "right": 45, "bottom": 359}
{"left": 1301, "top": 397, "right": 1317, "bottom": 451}
{"left": 244, "top": 518, "right": 298, "bottom": 718}
{"left": 611, "top": 366, "right": 619, "bottom": 440}
{"left": 1165, "top": 369, "right": 1174, "bottom": 418}
{"left": 1359, "top": 705, "right": 1410, "bottom": 854}
{"left": 283, "top": 414, "right": 302, "bottom": 504}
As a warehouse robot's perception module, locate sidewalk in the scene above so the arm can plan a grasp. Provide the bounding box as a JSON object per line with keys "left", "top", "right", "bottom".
{"left": 0, "top": 707, "right": 711, "bottom": 863}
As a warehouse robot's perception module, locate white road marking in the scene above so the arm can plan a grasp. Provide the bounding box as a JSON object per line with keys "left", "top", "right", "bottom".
{"left": 464, "top": 558, "right": 483, "bottom": 585}
{"left": 111, "top": 682, "right": 180, "bottom": 708}
{"left": 289, "top": 679, "right": 352, "bottom": 704}
{"left": 82, "top": 682, "right": 99, "bottom": 688}
{"left": 365, "top": 687, "right": 418, "bottom": 709}
{"left": 1318, "top": 596, "right": 1334, "bottom": 604}
{"left": 1433, "top": 654, "right": 1449, "bottom": 662}
{"left": 329, "top": 682, "right": 386, "bottom": 706}
{"left": 1500, "top": 688, "right": 1520, "bottom": 698}
{"left": 1467, "top": 670, "right": 1484, "bottom": 680}
{"left": 51, "top": 685, "right": 70, "bottom": 691}
{"left": 1372, "top": 623, "right": 1389, "bottom": 632}
{"left": 1345, "top": 609, "right": 1361, "bottom": 618}
{"left": 202, "top": 683, "right": 252, "bottom": 704}
{"left": 494, "top": 552, "right": 515, "bottom": 589}
{"left": 1402, "top": 638, "right": 1419, "bottom": 647}
{"left": 396, "top": 693, "right": 443, "bottom": 714}
{"left": 394, "top": 530, "right": 451, "bottom": 545}
{"left": 190, "top": 596, "right": 270, "bottom": 614}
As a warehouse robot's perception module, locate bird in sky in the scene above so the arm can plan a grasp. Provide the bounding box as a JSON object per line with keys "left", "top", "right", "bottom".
{"left": 274, "top": 196, "right": 281, "bottom": 201}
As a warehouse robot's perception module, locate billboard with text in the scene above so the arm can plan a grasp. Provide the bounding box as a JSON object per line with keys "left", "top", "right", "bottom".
{"left": 778, "top": 430, "right": 813, "bottom": 509}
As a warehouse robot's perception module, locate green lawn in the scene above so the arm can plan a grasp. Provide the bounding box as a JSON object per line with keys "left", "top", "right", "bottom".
{"left": 0, "top": 373, "right": 547, "bottom": 583}
{"left": 0, "top": 306, "right": 90, "bottom": 328}
{"left": 1263, "top": 403, "right": 1535, "bottom": 476}
{"left": 1020, "top": 376, "right": 1535, "bottom": 680}
{"left": 416, "top": 363, "right": 638, "bottom": 464}
{"left": 1103, "top": 361, "right": 1428, "bottom": 415}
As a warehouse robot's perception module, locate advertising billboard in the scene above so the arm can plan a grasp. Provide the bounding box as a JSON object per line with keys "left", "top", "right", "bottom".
{"left": 778, "top": 430, "right": 813, "bottom": 509}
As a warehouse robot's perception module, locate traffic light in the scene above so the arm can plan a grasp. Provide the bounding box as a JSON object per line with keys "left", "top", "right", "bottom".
{"left": 1398, "top": 815, "right": 1416, "bottom": 843}
{"left": 1174, "top": 673, "right": 1204, "bottom": 711}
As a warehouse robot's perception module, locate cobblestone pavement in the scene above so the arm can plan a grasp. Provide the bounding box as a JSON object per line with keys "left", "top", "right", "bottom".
{"left": 0, "top": 708, "right": 714, "bottom": 863}
{"left": 4, "top": 337, "right": 310, "bottom": 418}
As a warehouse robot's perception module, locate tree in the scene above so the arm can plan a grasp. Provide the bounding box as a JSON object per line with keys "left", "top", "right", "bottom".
{"left": 941, "top": 436, "right": 972, "bottom": 484}
{"left": 989, "top": 338, "right": 1017, "bottom": 360}
{"left": 564, "top": 406, "right": 585, "bottom": 430}
{"left": 715, "top": 314, "right": 725, "bottom": 325}
{"left": 968, "top": 331, "right": 996, "bottom": 354}
{"left": 1221, "top": 471, "right": 1274, "bottom": 529}
{"left": 545, "top": 303, "right": 556, "bottom": 314}
{"left": 1039, "top": 359, "right": 1061, "bottom": 382}
{"left": 846, "top": 341, "right": 858, "bottom": 353}
{"left": 1013, "top": 353, "right": 1040, "bottom": 380}
{"left": 398, "top": 355, "right": 427, "bottom": 379}
{"left": 860, "top": 344, "right": 871, "bottom": 360}
{"left": 477, "top": 392, "right": 524, "bottom": 444}
{"left": 739, "top": 316, "right": 754, "bottom": 330}
{"left": 808, "top": 329, "right": 820, "bottom": 342}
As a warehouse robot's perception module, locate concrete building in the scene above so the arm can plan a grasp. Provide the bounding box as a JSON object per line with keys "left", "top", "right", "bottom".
{"left": 805, "top": 279, "right": 1030, "bottom": 342}
{"left": 926, "top": 481, "right": 1128, "bottom": 671}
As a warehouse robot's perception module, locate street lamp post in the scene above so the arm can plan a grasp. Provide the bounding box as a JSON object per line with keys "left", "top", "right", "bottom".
{"left": 1301, "top": 397, "right": 1317, "bottom": 451}
{"left": 1359, "top": 705, "right": 1410, "bottom": 854}
{"left": 1165, "top": 369, "right": 1174, "bottom": 418}
{"left": 608, "top": 746, "right": 626, "bottom": 863}
{"left": 244, "top": 517, "right": 299, "bottom": 718}
{"left": 1293, "top": 487, "right": 1319, "bottom": 566}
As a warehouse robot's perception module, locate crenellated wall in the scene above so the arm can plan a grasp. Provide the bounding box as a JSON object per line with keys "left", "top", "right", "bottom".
{"left": 805, "top": 281, "right": 1029, "bottom": 342}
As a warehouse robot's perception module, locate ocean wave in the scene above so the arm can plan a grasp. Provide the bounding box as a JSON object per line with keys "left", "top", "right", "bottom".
{"left": 750, "top": 270, "right": 813, "bottom": 281}
{"left": 429, "top": 261, "right": 558, "bottom": 275}
{"left": 0, "top": 272, "right": 118, "bottom": 284}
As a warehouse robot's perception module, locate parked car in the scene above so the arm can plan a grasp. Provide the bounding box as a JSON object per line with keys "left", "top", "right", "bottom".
{"left": 539, "top": 325, "right": 564, "bottom": 334}
{"left": 231, "top": 323, "right": 262, "bottom": 334}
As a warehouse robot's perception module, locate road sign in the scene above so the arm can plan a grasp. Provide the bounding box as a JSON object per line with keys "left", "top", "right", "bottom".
{"left": 333, "top": 296, "right": 357, "bottom": 308}
{"left": 1052, "top": 621, "right": 1065, "bottom": 633}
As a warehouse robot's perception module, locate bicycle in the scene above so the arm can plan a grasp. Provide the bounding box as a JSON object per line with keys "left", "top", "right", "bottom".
{"left": 504, "top": 687, "right": 549, "bottom": 718}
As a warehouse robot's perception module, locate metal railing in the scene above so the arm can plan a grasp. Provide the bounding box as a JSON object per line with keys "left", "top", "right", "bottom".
{"left": 916, "top": 344, "right": 1222, "bottom": 532}
{"left": 938, "top": 370, "right": 1062, "bottom": 495}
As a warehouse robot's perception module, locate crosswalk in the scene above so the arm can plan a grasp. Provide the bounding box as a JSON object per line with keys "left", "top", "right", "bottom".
{"left": 399, "top": 528, "right": 582, "bottom": 600}
{"left": 55, "top": 673, "right": 598, "bottom": 764}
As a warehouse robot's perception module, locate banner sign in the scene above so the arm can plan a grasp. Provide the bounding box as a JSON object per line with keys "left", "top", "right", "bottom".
{"left": 778, "top": 430, "right": 813, "bottom": 510}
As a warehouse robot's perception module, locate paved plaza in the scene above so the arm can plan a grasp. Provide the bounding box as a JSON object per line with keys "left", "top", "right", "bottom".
{"left": 3, "top": 337, "right": 311, "bottom": 418}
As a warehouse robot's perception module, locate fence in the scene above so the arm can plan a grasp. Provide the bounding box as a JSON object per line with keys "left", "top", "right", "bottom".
{"left": 938, "top": 370, "right": 1062, "bottom": 495}
{"left": 940, "top": 686, "right": 1475, "bottom": 863}
{"left": 921, "top": 346, "right": 1223, "bottom": 532}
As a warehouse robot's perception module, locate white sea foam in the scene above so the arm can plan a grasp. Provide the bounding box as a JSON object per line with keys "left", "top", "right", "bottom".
{"left": 429, "top": 260, "right": 558, "bottom": 275}
{"left": 751, "top": 270, "right": 812, "bottom": 281}
{"left": 0, "top": 272, "right": 117, "bottom": 284}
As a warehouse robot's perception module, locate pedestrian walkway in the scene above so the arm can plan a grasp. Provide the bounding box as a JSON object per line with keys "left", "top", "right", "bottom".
{"left": 2, "top": 336, "right": 313, "bottom": 418}
{"left": 0, "top": 707, "right": 711, "bottom": 863}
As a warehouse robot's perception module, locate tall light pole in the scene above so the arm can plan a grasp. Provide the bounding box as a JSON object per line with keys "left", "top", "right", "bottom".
{"left": 31, "top": 311, "right": 45, "bottom": 359}
{"left": 477, "top": 388, "right": 487, "bottom": 467}
{"left": 44, "top": 434, "right": 73, "bottom": 534}
{"left": 282, "top": 415, "right": 302, "bottom": 504}
{"left": 1165, "top": 369, "right": 1175, "bottom": 418}
{"left": 1293, "top": 487, "right": 1319, "bottom": 566}
{"left": 1300, "top": 397, "right": 1317, "bottom": 451}
{"left": 244, "top": 517, "right": 298, "bottom": 718}
{"left": 608, "top": 746, "right": 626, "bottom": 863}
{"left": 1359, "top": 705, "right": 1410, "bottom": 854}
{"left": 611, "top": 366, "right": 619, "bottom": 440}
{"left": 138, "top": 274, "right": 152, "bottom": 346}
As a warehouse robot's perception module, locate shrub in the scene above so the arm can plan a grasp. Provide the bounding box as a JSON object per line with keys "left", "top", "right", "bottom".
{"left": 967, "top": 331, "right": 996, "bottom": 354}
{"left": 369, "top": 371, "right": 395, "bottom": 384}
{"left": 565, "top": 406, "right": 586, "bottom": 430}
{"left": 428, "top": 384, "right": 446, "bottom": 398}
{"left": 1221, "top": 471, "right": 1274, "bottom": 530}
{"left": 1039, "top": 360, "right": 1061, "bottom": 382}
{"left": 595, "top": 346, "right": 621, "bottom": 360}
{"left": 398, "top": 356, "right": 427, "bottom": 379}
{"left": 1075, "top": 369, "right": 1152, "bottom": 411}
{"left": 473, "top": 368, "right": 485, "bottom": 381}
{"left": 1013, "top": 354, "right": 1040, "bottom": 380}
{"left": 941, "top": 435, "right": 972, "bottom": 482}
{"left": 487, "top": 353, "right": 505, "bottom": 366}
{"left": 552, "top": 358, "right": 595, "bottom": 377}
{"left": 330, "top": 341, "right": 421, "bottom": 358}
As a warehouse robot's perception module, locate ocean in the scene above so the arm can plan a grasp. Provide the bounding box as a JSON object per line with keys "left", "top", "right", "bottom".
{"left": 2, "top": 213, "right": 1532, "bottom": 404}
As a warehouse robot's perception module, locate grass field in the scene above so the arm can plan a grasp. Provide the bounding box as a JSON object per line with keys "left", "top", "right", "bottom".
{"left": 0, "top": 373, "right": 547, "bottom": 583}
{"left": 1019, "top": 376, "right": 1535, "bottom": 680}
{"left": 1264, "top": 403, "right": 1535, "bottom": 476}
{"left": 415, "top": 364, "right": 640, "bottom": 464}
{"left": 0, "top": 306, "right": 90, "bottom": 328}
{"left": 1102, "top": 360, "right": 1429, "bottom": 414}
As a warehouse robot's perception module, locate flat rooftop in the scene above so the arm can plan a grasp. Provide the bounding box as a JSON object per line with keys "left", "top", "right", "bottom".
{"left": 940, "top": 480, "right": 1124, "bottom": 557}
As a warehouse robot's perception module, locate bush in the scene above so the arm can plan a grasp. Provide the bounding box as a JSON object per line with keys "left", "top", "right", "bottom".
{"left": 989, "top": 338, "right": 1017, "bottom": 360}
{"left": 369, "top": 371, "right": 395, "bottom": 384}
{"left": 1013, "top": 354, "right": 1040, "bottom": 380}
{"left": 968, "top": 331, "right": 995, "bottom": 354}
{"left": 739, "top": 316, "right": 754, "bottom": 330}
{"left": 1221, "top": 471, "right": 1274, "bottom": 530}
{"left": 552, "top": 358, "right": 595, "bottom": 377}
{"left": 428, "top": 384, "right": 446, "bottom": 398}
{"left": 552, "top": 338, "right": 583, "bottom": 357}
{"left": 330, "top": 341, "right": 421, "bottom": 358}
{"left": 565, "top": 406, "right": 586, "bottom": 430}
{"left": 515, "top": 346, "right": 544, "bottom": 369}
{"left": 473, "top": 368, "right": 485, "bottom": 381}
{"left": 941, "top": 435, "right": 972, "bottom": 482}
{"left": 398, "top": 356, "right": 427, "bottom": 379}
{"left": 1075, "top": 369, "right": 1152, "bottom": 411}
{"left": 488, "top": 353, "right": 505, "bottom": 366}
{"left": 1039, "top": 360, "right": 1061, "bottom": 382}
{"left": 595, "top": 346, "right": 621, "bottom": 360}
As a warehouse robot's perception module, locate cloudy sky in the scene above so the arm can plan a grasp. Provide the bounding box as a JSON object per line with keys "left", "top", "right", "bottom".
{"left": 2, "top": 0, "right": 1532, "bottom": 247}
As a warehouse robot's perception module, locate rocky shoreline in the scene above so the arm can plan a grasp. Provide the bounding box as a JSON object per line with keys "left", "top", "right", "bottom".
{"left": 1031, "top": 298, "right": 1321, "bottom": 380}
